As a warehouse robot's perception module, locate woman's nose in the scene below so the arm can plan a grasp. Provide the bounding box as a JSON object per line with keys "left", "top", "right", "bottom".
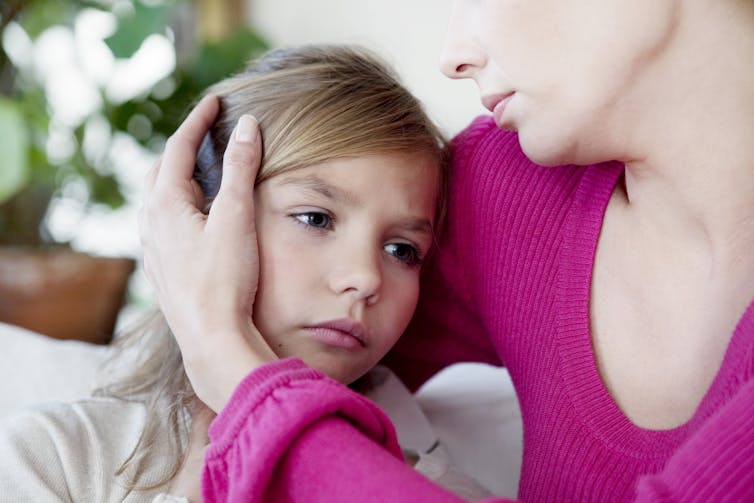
{"left": 439, "top": 2, "right": 486, "bottom": 79}
{"left": 329, "top": 251, "right": 382, "bottom": 306}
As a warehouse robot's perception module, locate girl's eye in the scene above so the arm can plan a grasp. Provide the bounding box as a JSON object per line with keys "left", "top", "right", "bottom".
{"left": 294, "top": 212, "right": 332, "bottom": 229}
{"left": 384, "top": 243, "right": 422, "bottom": 266}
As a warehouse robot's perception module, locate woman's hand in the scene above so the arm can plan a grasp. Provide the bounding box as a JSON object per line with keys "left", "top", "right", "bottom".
{"left": 139, "top": 95, "right": 277, "bottom": 412}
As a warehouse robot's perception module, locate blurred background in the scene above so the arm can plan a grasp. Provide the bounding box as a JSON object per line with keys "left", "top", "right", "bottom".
{"left": 0, "top": 0, "right": 483, "bottom": 343}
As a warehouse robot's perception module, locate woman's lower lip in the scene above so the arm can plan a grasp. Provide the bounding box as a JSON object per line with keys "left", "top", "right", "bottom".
{"left": 304, "top": 327, "right": 363, "bottom": 350}
{"left": 492, "top": 94, "right": 514, "bottom": 128}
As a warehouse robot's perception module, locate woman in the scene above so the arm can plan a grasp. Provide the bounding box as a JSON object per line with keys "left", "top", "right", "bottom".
{"left": 140, "top": 0, "right": 754, "bottom": 501}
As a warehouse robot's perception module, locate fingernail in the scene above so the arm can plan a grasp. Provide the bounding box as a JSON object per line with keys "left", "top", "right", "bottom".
{"left": 235, "top": 114, "right": 258, "bottom": 143}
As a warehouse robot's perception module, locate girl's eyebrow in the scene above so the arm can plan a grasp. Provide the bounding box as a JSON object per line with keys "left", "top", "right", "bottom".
{"left": 396, "top": 217, "right": 434, "bottom": 237}
{"left": 279, "top": 174, "right": 434, "bottom": 236}
{"left": 278, "top": 175, "right": 358, "bottom": 205}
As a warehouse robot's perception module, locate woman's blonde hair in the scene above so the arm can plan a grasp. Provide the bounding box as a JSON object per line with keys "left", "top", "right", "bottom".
{"left": 95, "top": 44, "right": 447, "bottom": 491}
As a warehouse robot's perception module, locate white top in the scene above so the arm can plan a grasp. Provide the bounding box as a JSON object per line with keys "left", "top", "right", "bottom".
{"left": 0, "top": 398, "right": 170, "bottom": 502}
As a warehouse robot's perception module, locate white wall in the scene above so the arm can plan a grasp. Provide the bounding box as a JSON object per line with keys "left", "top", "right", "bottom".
{"left": 246, "top": 0, "right": 486, "bottom": 137}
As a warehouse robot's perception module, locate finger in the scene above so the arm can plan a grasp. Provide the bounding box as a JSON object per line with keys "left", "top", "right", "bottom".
{"left": 157, "top": 95, "right": 219, "bottom": 193}
{"left": 174, "top": 94, "right": 220, "bottom": 147}
{"left": 141, "top": 255, "right": 152, "bottom": 286}
{"left": 142, "top": 155, "right": 161, "bottom": 196}
{"left": 210, "top": 114, "right": 262, "bottom": 227}
{"left": 136, "top": 208, "right": 154, "bottom": 286}
{"left": 137, "top": 206, "right": 147, "bottom": 243}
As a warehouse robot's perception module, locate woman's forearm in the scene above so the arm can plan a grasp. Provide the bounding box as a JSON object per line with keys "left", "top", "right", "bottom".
{"left": 200, "top": 358, "right": 511, "bottom": 503}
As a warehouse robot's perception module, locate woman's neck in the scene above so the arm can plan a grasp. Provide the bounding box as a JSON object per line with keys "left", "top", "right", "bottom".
{"left": 616, "top": 0, "right": 754, "bottom": 273}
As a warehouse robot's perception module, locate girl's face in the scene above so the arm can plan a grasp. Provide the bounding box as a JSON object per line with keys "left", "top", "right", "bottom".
{"left": 440, "top": 0, "right": 678, "bottom": 165}
{"left": 251, "top": 152, "right": 439, "bottom": 384}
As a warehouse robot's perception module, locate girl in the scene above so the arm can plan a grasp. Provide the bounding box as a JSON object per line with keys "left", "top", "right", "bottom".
{"left": 141, "top": 0, "right": 754, "bottom": 501}
{"left": 0, "top": 45, "right": 490, "bottom": 502}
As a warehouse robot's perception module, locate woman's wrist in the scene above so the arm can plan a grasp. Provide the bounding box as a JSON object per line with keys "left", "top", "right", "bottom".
{"left": 183, "top": 316, "right": 278, "bottom": 412}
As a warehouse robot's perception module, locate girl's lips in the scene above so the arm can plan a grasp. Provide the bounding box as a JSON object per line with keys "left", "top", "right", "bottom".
{"left": 304, "top": 327, "right": 362, "bottom": 349}
{"left": 304, "top": 318, "right": 367, "bottom": 350}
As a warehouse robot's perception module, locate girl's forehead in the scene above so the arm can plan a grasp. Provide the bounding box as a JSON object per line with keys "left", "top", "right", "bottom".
{"left": 266, "top": 151, "right": 439, "bottom": 185}
{"left": 262, "top": 154, "right": 440, "bottom": 212}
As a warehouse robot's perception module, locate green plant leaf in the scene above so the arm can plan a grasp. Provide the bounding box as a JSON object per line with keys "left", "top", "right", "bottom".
{"left": 16, "top": 0, "right": 70, "bottom": 39}
{"left": 187, "top": 28, "right": 269, "bottom": 89}
{"left": 0, "top": 98, "right": 30, "bottom": 204}
{"left": 89, "top": 173, "right": 126, "bottom": 209}
{"left": 105, "top": 0, "right": 171, "bottom": 59}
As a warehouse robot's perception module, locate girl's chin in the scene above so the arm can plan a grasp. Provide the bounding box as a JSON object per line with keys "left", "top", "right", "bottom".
{"left": 294, "top": 353, "right": 364, "bottom": 385}
{"left": 264, "top": 339, "right": 371, "bottom": 384}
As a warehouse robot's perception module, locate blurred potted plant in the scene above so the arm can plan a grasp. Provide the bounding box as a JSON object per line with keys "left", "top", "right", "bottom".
{"left": 0, "top": 0, "right": 267, "bottom": 343}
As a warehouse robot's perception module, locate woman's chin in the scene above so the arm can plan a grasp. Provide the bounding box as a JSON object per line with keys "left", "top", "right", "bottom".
{"left": 518, "top": 126, "right": 584, "bottom": 167}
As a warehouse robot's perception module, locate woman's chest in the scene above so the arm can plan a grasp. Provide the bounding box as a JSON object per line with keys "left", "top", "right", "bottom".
{"left": 589, "top": 237, "right": 749, "bottom": 430}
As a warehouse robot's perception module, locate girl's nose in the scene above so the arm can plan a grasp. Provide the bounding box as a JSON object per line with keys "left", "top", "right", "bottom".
{"left": 439, "top": 2, "right": 486, "bottom": 79}
{"left": 329, "top": 252, "right": 382, "bottom": 306}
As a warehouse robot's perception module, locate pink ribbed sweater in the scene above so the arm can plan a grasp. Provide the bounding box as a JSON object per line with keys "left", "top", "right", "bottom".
{"left": 202, "top": 117, "right": 754, "bottom": 502}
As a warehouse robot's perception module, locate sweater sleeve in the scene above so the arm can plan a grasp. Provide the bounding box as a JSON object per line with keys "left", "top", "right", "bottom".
{"left": 201, "top": 358, "right": 515, "bottom": 503}
{"left": 383, "top": 117, "right": 505, "bottom": 391}
{"left": 634, "top": 374, "right": 754, "bottom": 502}
{"left": 0, "top": 408, "right": 73, "bottom": 503}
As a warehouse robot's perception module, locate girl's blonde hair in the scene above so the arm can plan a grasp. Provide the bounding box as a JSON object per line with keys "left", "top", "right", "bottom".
{"left": 95, "top": 44, "right": 448, "bottom": 491}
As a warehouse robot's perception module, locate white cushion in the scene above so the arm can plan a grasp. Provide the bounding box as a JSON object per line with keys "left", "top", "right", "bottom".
{"left": 416, "top": 363, "right": 523, "bottom": 498}
{"left": 0, "top": 323, "right": 110, "bottom": 419}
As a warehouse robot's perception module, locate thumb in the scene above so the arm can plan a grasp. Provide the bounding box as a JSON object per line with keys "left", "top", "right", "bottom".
{"left": 209, "top": 114, "right": 262, "bottom": 229}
